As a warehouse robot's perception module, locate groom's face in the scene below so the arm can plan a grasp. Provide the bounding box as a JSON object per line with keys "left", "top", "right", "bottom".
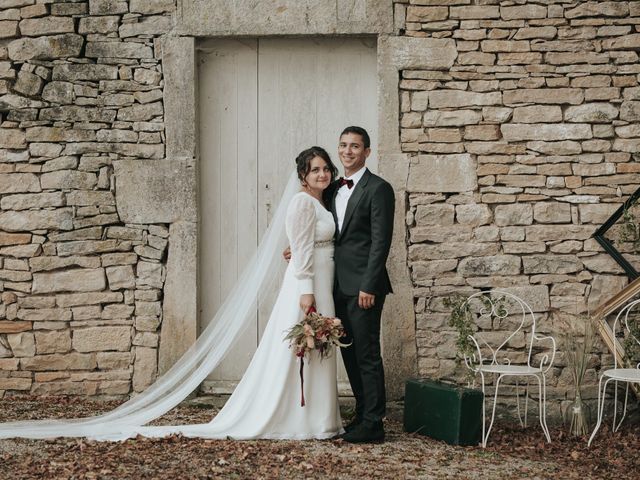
{"left": 338, "top": 133, "right": 370, "bottom": 175}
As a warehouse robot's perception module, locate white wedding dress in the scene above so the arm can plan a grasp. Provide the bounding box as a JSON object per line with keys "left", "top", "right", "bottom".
{"left": 0, "top": 175, "right": 342, "bottom": 441}
{"left": 93, "top": 192, "right": 342, "bottom": 441}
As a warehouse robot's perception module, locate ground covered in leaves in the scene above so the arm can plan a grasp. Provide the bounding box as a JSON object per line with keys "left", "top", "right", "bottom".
{"left": 0, "top": 396, "right": 638, "bottom": 479}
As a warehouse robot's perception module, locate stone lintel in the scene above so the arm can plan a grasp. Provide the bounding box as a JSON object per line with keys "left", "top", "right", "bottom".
{"left": 176, "top": 0, "right": 393, "bottom": 36}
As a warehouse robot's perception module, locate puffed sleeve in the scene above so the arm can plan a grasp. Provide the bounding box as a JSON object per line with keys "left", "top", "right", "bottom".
{"left": 285, "top": 193, "right": 317, "bottom": 295}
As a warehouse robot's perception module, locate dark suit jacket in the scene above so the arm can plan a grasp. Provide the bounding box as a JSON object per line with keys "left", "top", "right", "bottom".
{"left": 324, "top": 169, "right": 394, "bottom": 297}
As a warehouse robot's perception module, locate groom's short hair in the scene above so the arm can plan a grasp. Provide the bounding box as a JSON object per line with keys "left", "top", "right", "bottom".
{"left": 340, "top": 126, "right": 370, "bottom": 149}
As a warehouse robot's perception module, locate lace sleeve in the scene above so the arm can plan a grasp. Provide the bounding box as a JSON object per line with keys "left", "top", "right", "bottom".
{"left": 285, "top": 193, "right": 317, "bottom": 295}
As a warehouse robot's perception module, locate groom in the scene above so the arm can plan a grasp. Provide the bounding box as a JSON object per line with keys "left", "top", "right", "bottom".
{"left": 326, "top": 126, "right": 394, "bottom": 443}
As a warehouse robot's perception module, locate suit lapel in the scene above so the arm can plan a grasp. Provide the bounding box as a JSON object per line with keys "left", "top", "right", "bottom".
{"left": 338, "top": 169, "right": 370, "bottom": 240}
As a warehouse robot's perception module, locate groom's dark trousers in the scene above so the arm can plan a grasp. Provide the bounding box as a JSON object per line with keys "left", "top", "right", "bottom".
{"left": 326, "top": 169, "right": 394, "bottom": 427}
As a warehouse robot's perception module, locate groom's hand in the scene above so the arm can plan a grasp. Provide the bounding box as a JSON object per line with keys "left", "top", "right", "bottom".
{"left": 358, "top": 291, "right": 375, "bottom": 310}
{"left": 282, "top": 246, "right": 291, "bottom": 262}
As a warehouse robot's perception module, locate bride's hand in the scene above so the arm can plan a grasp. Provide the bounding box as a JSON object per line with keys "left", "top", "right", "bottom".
{"left": 300, "top": 294, "right": 315, "bottom": 314}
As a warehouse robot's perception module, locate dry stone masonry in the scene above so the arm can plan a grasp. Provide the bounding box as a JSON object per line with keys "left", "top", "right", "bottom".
{"left": 0, "top": 0, "right": 173, "bottom": 397}
{"left": 398, "top": 0, "right": 640, "bottom": 411}
{"left": 0, "top": 0, "right": 639, "bottom": 419}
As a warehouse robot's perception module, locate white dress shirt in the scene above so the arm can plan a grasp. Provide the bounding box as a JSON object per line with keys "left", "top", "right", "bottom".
{"left": 335, "top": 167, "right": 367, "bottom": 232}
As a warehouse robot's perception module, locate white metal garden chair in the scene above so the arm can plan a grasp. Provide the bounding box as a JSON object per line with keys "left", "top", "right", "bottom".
{"left": 461, "top": 290, "right": 556, "bottom": 447}
{"left": 588, "top": 298, "right": 640, "bottom": 447}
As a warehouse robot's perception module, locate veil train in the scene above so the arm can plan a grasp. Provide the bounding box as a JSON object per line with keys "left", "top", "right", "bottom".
{"left": 0, "top": 172, "right": 300, "bottom": 439}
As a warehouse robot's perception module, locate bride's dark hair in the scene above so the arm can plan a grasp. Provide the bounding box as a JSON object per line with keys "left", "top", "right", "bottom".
{"left": 295, "top": 146, "right": 338, "bottom": 184}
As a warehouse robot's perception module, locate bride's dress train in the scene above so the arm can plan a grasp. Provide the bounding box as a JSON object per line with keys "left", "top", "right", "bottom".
{"left": 0, "top": 174, "right": 342, "bottom": 441}
{"left": 94, "top": 192, "right": 341, "bottom": 441}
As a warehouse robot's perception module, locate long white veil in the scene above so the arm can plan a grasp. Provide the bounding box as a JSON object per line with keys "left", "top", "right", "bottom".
{"left": 0, "top": 172, "right": 301, "bottom": 439}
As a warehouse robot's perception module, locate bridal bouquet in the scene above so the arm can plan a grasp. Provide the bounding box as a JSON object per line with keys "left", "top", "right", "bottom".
{"left": 284, "top": 308, "right": 350, "bottom": 406}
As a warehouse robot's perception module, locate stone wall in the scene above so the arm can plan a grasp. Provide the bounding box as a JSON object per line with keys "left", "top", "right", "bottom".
{"left": 0, "top": 0, "right": 174, "bottom": 397}
{"left": 396, "top": 0, "right": 640, "bottom": 412}
{"left": 1, "top": 0, "right": 639, "bottom": 414}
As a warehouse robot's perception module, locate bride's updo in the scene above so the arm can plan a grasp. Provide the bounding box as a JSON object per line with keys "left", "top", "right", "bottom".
{"left": 295, "top": 146, "right": 339, "bottom": 184}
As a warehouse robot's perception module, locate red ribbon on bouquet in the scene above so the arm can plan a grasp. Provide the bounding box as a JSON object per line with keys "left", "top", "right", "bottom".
{"left": 298, "top": 306, "right": 316, "bottom": 407}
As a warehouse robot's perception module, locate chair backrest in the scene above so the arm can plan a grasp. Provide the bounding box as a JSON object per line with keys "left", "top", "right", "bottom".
{"left": 463, "top": 290, "right": 538, "bottom": 368}
{"left": 611, "top": 298, "right": 640, "bottom": 370}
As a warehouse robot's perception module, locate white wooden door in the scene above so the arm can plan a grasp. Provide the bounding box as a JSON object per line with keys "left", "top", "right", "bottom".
{"left": 198, "top": 37, "right": 377, "bottom": 393}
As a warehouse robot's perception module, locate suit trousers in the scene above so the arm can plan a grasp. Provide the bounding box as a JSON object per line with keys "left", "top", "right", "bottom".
{"left": 335, "top": 289, "right": 386, "bottom": 427}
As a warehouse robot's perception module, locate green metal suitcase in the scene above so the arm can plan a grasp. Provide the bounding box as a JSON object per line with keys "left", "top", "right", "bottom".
{"left": 403, "top": 378, "right": 483, "bottom": 446}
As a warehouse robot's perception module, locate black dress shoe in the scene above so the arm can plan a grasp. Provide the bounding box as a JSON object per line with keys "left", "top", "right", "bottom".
{"left": 341, "top": 422, "right": 385, "bottom": 444}
{"left": 343, "top": 418, "right": 362, "bottom": 433}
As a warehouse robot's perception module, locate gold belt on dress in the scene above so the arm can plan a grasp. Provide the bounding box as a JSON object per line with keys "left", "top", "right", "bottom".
{"left": 314, "top": 240, "right": 334, "bottom": 248}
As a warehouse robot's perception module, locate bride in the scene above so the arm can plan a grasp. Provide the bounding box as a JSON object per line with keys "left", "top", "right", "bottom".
{"left": 0, "top": 146, "right": 343, "bottom": 441}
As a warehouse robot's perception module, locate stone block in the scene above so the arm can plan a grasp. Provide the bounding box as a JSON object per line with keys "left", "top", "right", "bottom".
{"left": 114, "top": 159, "right": 196, "bottom": 224}
{"left": 494, "top": 204, "right": 533, "bottom": 226}
{"left": 7, "top": 332, "right": 35, "bottom": 357}
{"left": 513, "top": 105, "right": 562, "bottom": 123}
{"left": 481, "top": 40, "right": 530, "bottom": 53}
{"left": 0, "top": 20, "right": 19, "bottom": 39}
{"left": 40, "top": 170, "right": 97, "bottom": 190}
{"left": 41, "top": 82, "right": 75, "bottom": 104}
{"left": 455, "top": 204, "right": 492, "bottom": 226}
{"left": 53, "top": 64, "right": 119, "bottom": 81}
{"left": 56, "top": 292, "right": 123, "bottom": 308}
{"left": 582, "top": 254, "right": 623, "bottom": 274}
{"left": 603, "top": 34, "right": 640, "bottom": 50}
{"left": 32, "top": 268, "right": 106, "bottom": 294}
{"left": 86, "top": 41, "right": 153, "bottom": 59}
{"left": 130, "top": 0, "right": 174, "bottom": 14}
{"left": 503, "top": 88, "right": 584, "bottom": 105}
{"left": 0, "top": 129, "right": 26, "bottom": 149}
{"left": 73, "top": 326, "right": 131, "bottom": 352}
{"left": 588, "top": 275, "right": 628, "bottom": 312}
{"left": 0, "top": 377, "right": 31, "bottom": 390}
{"left": 89, "top": 0, "right": 128, "bottom": 15}
{"left": 0, "top": 173, "right": 40, "bottom": 194}
{"left": 116, "top": 101, "right": 163, "bottom": 122}
{"left": 409, "top": 242, "right": 499, "bottom": 261}
{"left": 119, "top": 15, "right": 172, "bottom": 37}
{"left": 500, "top": 5, "right": 547, "bottom": 20}
{"left": 522, "top": 255, "right": 583, "bottom": 274}
{"left": 21, "top": 353, "right": 97, "bottom": 371}
{"left": 411, "top": 225, "right": 473, "bottom": 244}
{"left": 533, "top": 202, "right": 572, "bottom": 223}
{"left": 102, "top": 304, "right": 134, "bottom": 319}
{"left": 564, "top": 103, "right": 619, "bottom": 123}
{"left": 40, "top": 106, "right": 116, "bottom": 123}
{"left": 458, "top": 255, "right": 521, "bottom": 276}
{"left": 17, "top": 308, "right": 71, "bottom": 321}
{"left": 423, "top": 109, "right": 482, "bottom": 127}
{"left": 620, "top": 101, "right": 640, "bottom": 122}
{"left": 502, "top": 124, "right": 592, "bottom": 142}
{"left": 0, "top": 321, "right": 32, "bottom": 333}
{"left": 428, "top": 90, "right": 501, "bottom": 109}
{"left": 13, "top": 70, "right": 43, "bottom": 96}
{"left": 30, "top": 256, "right": 101, "bottom": 272}
{"left": 132, "top": 346, "right": 157, "bottom": 392}
{"left": 97, "top": 351, "right": 132, "bottom": 369}
{"left": 35, "top": 330, "right": 71, "bottom": 354}
{"left": 414, "top": 204, "right": 455, "bottom": 226}
{"left": 527, "top": 141, "right": 581, "bottom": 155}
{"left": 578, "top": 204, "right": 619, "bottom": 224}
{"left": 105, "top": 265, "right": 135, "bottom": 290}
{"left": 78, "top": 16, "right": 120, "bottom": 34}
{"left": 450, "top": 5, "right": 499, "bottom": 19}
{"left": 0, "top": 209, "right": 73, "bottom": 232}
{"left": 19, "top": 16, "right": 75, "bottom": 36}
{"left": 408, "top": 154, "right": 477, "bottom": 193}
{"left": 566, "top": 2, "right": 628, "bottom": 19}
{"left": 7, "top": 34, "right": 83, "bottom": 61}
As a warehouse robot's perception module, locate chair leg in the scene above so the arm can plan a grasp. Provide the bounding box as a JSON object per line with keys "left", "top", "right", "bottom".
{"left": 588, "top": 376, "right": 613, "bottom": 447}
{"left": 482, "top": 374, "right": 503, "bottom": 448}
{"left": 539, "top": 373, "right": 551, "bottom": 442}
{"left": 479, "top": 372, "right": 487, "bottom": 448}
{"left": 613, "top": 380, "right": 619, "bottom": 432}
{"left": 515, "top": 378, "right": 524, "bottom": 428}
{"left": 614, "top": 382, "right": 630, "bottom": 433}
{"left": 524, "top": 379, "right": 530, "bottom": 428}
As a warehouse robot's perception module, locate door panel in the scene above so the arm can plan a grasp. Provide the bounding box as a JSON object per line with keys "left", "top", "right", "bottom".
{"left": 198, "top": 37, "right": 377, "bottom": 393}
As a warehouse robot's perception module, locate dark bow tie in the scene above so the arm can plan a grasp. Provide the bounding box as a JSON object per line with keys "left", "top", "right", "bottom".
{"left": 338, "top": 177, "right": 354, "bottom": 189}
